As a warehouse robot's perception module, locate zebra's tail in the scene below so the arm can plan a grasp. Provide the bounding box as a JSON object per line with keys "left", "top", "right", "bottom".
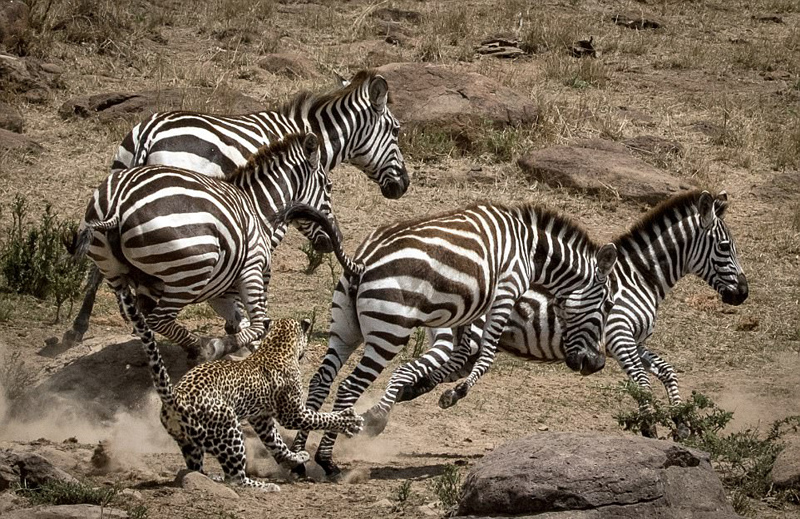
{"left": 117, "top": 287, "right": 176, "bottom": 407}
{"left": 62, "top": 216, "right": 119, "bottom": 258}
{"left": 271, "top": 203, "right": 365, "bottom": 278}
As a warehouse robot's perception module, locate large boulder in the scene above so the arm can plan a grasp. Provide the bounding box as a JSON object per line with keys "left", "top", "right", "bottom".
{"left": 0, "top": 127, "right": 41, "bottom": 154}
{"left": 258, "top": 52, "right": 317, "bottom": 79}
{"left": 457, "top": 432, "right": 739, "bottom": 518}
{"left": 375, "top": 62, "right": 538, "bottom": 129}
{"left": 517, "top": 138, "right": 689, "bottom": 204}
{"left": 770, "top": 434, "right": 800, "bottom": 490}
{"left": 0, "top": 101, "right": 23, "bottom": 132}
{"left": 0, "top": 54, "right": 62, "bottom": 102}
{"left": 58, "top": 88, "right": 265, "bottom": 122}
{"left": 0, "top": 449, "right": 79, "bottom": 491}
{"left": 0, "top": 0, "right": 28, "bottom": 54}
{"left": 3, "top": 505, "right": 128, "bottom": 519}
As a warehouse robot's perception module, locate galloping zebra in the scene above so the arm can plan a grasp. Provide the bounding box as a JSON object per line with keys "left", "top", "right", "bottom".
{"left": 290, "top": 202, "right": 619, "bottom": 477}
{"left": 367, "top": 190, "right": 748, "bottom": 437}
{"left": 67, "top": 133, "right": 362, "bottom": 361}
{"left": 63, "top": 70, "right": 408, "bottom": 346}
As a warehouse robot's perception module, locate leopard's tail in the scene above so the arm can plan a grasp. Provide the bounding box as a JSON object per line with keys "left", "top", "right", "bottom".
{"left": 116, "top": 286, "right": 175, "bottom": 407}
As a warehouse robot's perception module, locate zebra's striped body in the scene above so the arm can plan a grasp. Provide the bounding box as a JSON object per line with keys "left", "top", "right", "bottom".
{"left": 72, "top": 134, "right": 360, "bottom": 361}
{"left": 369, "top": 191, "right": 748, "bottom": 437}
{"left": 63, "top": 70, "right": 408, "bottom": 347}
{"left": 290, "top": 202, "right": 619, "bottom": 476}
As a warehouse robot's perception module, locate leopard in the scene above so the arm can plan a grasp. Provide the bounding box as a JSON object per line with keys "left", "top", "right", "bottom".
{"left": 117, "top": 286, "right": 363, "bottom": 491}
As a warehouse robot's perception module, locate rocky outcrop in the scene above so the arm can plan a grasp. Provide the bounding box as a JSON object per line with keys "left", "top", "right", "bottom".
{"left": 0, "top": 128, "right": 41, "bottom": 154}
{"left": 375, "top": 62, "right": 538, "bottom": 129}
{"left": 0, "top": 101, "right": 24, "bottom": 133}
{"left": 517, "top": 138, "right": 689, "bottom": 204}
{"left": 258, "top": 52, "right": 318, "bottom": 79}
{"left": 0, "top": 1, "right": 29, "bottom": 54}
{"left": 59, "top": 88, "right": 265, "bottom": 122}
{"left": 0, "top": 449, "right": 79, "bottom": 491}
{"left": 457, "top": 432, "right": 739, "bottom": 518}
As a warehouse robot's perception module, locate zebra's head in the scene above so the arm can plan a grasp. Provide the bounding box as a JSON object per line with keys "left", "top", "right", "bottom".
{"left": 292, "top": 133, "right": 341, "bottom": 252}
{"left": 344, "top": 74, "right": 409, "bottom": 199}
{"left": 690, "top": 191, "right": 748, "bottom": 306}
{"left": 554, "top": 243, "right": 618, "bottom": 376}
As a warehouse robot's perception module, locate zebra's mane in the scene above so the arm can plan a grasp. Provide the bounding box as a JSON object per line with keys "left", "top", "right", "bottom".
{"left": 277, "top": 70, "right": 386, "bottom": 116}
{"left": 225, "top": 133, "right": 307, "bottom": 182}
{"left": 614, "top": 190, "right": 720, "bottom": 248}
{"left": 379, "top": 201, "right": 601, "bottom": 253}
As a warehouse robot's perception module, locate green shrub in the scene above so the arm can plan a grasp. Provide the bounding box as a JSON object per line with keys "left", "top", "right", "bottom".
{"left": 16, "top": 480, "right": 118, "bottom": 506}
{"left": 0, "top": 195, "right": 88, "bottom": 322}
{"left": 429, "top": 464, "right": 462, "bottom": 512}
{"left": 614, "top": 381, "right": 800, "bottom": 512}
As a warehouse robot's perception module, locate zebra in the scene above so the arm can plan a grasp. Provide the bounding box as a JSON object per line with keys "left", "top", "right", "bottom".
{"left": 366, "top": 190, "right": 748, "bottom": 438}
{"left": 67, "top": 133, "right": 363, "bottom": 361}
{"left": 290, "top": 201, "right": 620, "bottom": 477}
{"left": 62, "top": 69, "right": 408, "bottom": 346}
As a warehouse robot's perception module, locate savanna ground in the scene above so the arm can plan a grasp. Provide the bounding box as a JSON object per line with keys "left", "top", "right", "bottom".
{"left": 1, "top": 0, "right": 800, "bottom": 517}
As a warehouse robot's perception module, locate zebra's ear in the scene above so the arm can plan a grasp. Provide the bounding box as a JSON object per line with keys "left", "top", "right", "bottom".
{"left": 334, "top": 70, "right": 350, "bottom": 87}
{"left": 595, "top": 243, "right": 617, "bottom": 282}
{"left": 699, "top": 191, "right": 715, "bottom": 229}
{"left": 302, "top": 133, "right": 320, "bottom": 167}
{"left": 369, "top": 76, "right": 389, "bottom": 112}
{"left": 714, "top": 190, "right": 729, "bottom": 219}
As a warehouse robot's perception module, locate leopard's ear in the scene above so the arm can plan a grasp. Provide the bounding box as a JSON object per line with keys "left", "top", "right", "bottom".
{"left": 300, "top": 318, "right": 313, "bottom": 337}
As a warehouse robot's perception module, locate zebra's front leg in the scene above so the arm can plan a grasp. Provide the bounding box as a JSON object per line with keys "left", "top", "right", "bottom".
{"left": 208, "top": 294, "right": 245, "bottom": 336}
{"left": 438, "top": 319, "right": 503, "bottom": 409}
{"left": 640, "top": 346, "right": 688, "bottom": 439}
{"left": 610, "top": 336, "right": 659, "bottom": 438}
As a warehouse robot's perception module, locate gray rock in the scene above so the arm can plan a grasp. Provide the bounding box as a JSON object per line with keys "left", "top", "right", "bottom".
{"left": 0, "top": 53, "right": 62, "bottom": 94}
{"left": 0, "top": 101, "right": 23, "bottom": 132}
{"left": 771, "top": 434, "right": 800, "bottom": 490}
{"left": 0, "top": 0, "right": 28, "bottom": 54}
{"left": 257, "top": 52, "right": 317, "bottom": 79}
{"left": 0, "top": 449, "right": 79, "bottom": 491}
{"left": 59, "top": 88, "right": 264, "bottom": 122}
{"left": 517, "top": 138, "right": 689, "bottom": 204}
{"left": 457, "top": 433, "right": 739, "bottom": 518}
{"left": 2, "top": 504, "right": 128, "bottom": 519}
{"left": 178, "top": 470, "right": 239, "bottom": 499}
{"left": 0, "top": 127, "right": 41, "bottom": 154}
{"left": 375, "top": 62, "right": 538, "bottom": 129}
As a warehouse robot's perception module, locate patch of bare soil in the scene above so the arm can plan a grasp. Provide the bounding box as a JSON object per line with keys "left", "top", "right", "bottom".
{"left": 1, "top": 0, "right": 799, "bottom": 518}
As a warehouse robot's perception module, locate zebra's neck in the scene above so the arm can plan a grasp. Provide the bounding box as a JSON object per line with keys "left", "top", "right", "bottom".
{"left": 227, "top": 160, "right": 297, "bottom": 249}
{"left": 517, "top": 206, "right": 599, "bottom": 296}
{"left": 614, "top": 212, "right": 703, "bottom": 303}
{"left": 285, "top": 85, "right": 370, "bottom": 173}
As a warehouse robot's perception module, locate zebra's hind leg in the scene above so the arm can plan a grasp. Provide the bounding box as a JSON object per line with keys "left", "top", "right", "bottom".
{"left": 438, "top": 324, "right": 491, "bottom": 409}
{"left": 208, "top": 295, "right": 245, "bottom": 336}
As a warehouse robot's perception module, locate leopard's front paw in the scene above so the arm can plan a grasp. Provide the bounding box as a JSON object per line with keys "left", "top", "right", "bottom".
{"left": 288, "top": 450, "right": 311, "bottom": 465}
{"left": 340, "top": 408, "right": 364, "bottom": 437}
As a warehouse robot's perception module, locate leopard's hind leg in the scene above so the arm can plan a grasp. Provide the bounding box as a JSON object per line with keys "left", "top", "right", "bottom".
{"left": 208, "top": 410, "right": 279, "bottom": 492}
{"left": 250, "top": 414, "right": 310, "bottom": 469}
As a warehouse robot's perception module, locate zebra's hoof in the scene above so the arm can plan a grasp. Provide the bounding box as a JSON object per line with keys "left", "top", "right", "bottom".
{"left": 315, "top": 457, "right": 342, "bottom": 479}
{"left": 641, "top": 423, "right": 659, "bottom": 439}
{"left": 673, "top": 422, "right": 691, "bottom": 441}
{"left": 438, "top": 389, "right": 458, "bottom": 409}
{"left": 61, "top": 329, "right": 84, "bottom": 348}
{"left": 361, "top": 408, "right": 389, "bottom": 437}
{"left": 290, "top": 462, "right": 308, "bottom": 479}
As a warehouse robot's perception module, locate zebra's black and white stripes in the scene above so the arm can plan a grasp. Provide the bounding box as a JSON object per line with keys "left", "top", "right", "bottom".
{"left": 290, "top": 202, "right": 619, "bottom": 476}
{"left": 68, "top": 133, "right": 360, "bottom": 361}
{"left": 63, "top": 70, "right": 408, "bottom": 347}
{"left": 369, "top": 190, "right": 748, "bottom": 437}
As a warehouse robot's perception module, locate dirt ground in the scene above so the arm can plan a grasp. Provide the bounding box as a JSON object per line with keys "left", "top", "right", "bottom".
{"left": 1, "top": 0, "right": 800, "bottom": 517}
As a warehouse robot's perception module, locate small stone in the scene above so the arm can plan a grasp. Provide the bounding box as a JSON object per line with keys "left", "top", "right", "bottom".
{"left": 179, "top": 471, "right": 239, "bottom": 499}
{"left": 371, "top": 498, "right": 394, "bottom": 508}
{"left": 418, "top": 503, "right": 439, "bottom": 516}
{"left": 538, "top": 425, "right": 549, "bottom": 431}
{"left": 121, "top": 488, "right": 143, "bottom": 500}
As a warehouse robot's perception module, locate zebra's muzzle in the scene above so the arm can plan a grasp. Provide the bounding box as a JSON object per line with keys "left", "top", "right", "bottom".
{"left": 720, "top": 273, "right": 748, "bottom": 306}
{"left": 380, "top": 167, "right": 410, "bottom": 199}
{"left": 566, "top": 350, "right": 605, "bottom": 376}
